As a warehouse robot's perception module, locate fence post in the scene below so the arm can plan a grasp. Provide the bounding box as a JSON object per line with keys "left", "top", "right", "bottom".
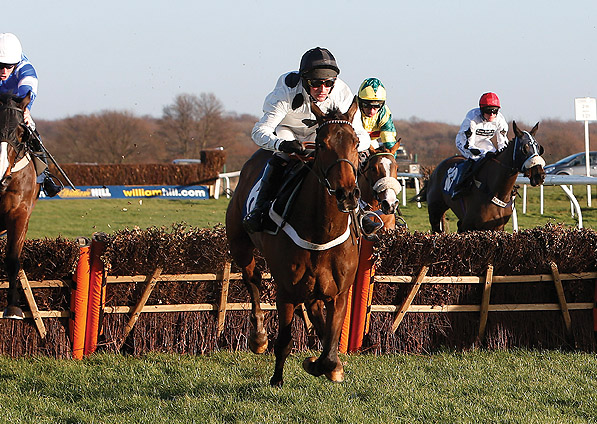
{"left": 18, "top": 269, "right": 46, "bottom": 339}
{"left": 120, "top": 267, "right": 163, "bottom": 347}
{"left": 550, "top": 262, "right": 572, "bottom": 335}
{"left": 216, "top": 261, "right": 231, "bottom": 337}
{"left": 478, "top": 264, "right": 494, "bottom": 340}
{"left": 391, "top": 265, "right": 429, "bottom": 333}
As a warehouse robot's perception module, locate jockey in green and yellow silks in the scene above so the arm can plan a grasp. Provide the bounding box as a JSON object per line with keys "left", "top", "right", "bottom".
{"left": 357, "top": 78, "right": 399, "bottom": 151}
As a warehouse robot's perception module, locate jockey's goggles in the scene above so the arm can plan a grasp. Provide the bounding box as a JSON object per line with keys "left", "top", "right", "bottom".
{"left": 482, "top": 107, "right": 499, "bottom": 115}
{"left": 0, "top": 63, "right": 16, "bottom": 70}
{"left": 306, "top": 78, "right": 336, "bottom": 88}
{"left": 360, "top": 100, "right": 384, "bottom": 110}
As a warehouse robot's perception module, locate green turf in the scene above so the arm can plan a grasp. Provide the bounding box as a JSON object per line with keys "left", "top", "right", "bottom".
{"left": 26, "top": 185, "right": 597, "bottom": 239}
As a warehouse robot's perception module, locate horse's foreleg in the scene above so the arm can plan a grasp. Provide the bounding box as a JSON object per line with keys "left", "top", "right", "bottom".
{"left": 3, "top": 255, "right": 23, "bottom": 319}
{"left": 241, "top": 259, "right": 268, "bottom": 354}
{"left": 303, "top": 291, "right": 348, "bottom": 383}
{"left": 270, "top": 302, "right": 295, "bottom": 388}
{"left": 3, "top": 215, "right": 28, "bottom": 320}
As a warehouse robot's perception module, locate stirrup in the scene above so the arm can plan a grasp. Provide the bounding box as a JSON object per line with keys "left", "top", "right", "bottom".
{"left": 360, "top": 211, "right": 383, "bottom": 240}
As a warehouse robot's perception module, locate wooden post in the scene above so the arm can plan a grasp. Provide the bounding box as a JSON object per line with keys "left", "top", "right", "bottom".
{"left": 18, "top": 269, "right": 47, "bottom": 339}
{"left": 391, "top": 266, "right": 429, "bottom": 333}
{"left": 478, "top": 264, "right": 494, "bottom": 340}
{"left": 216, "top": 261, "right": 231, "bottom": 337}
{"left": 550, "top": 262, "right": 572, "bottom": 334}
{"left": 299, "top": 303, "right": 314, "bottom": 333}
{"left": 120, "top": 267, "right": 163, "bottom": 345}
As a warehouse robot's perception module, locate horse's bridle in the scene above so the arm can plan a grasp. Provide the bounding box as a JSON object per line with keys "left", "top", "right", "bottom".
{"left": 313, "top": 119, "right": 359, "bottom": 196}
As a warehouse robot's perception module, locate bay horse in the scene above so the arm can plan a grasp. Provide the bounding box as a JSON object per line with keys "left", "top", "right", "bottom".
{"left": 0, "top": 93, "right": 40, "bottom": 319}
{"left": 226, "top": 98, "right": 361, "bottom": 387}
{"left": 416, "top": 121, "right": 545, "bottom": 232}
{"left": 358, "top": 143, "right": 402, "bottom": 231}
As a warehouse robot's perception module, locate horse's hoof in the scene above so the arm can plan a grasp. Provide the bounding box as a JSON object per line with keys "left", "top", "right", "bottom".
{"left": 325, "top": 367, "right": 345, "bottom": 383}
{"left": 249, "top": 332, "right": 268, "bottom": 354}
{"left": 302, "top": 356, "right": 323, "bottom": 377}
{"left": 3, "top": 306, "right": 24, "bottom": 320}
{"left": 269, "top": 377, "right": 283, "bottom": 388}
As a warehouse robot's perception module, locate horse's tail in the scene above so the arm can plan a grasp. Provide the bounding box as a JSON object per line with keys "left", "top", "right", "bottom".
{"left": 411, "top": 182, "right": 427, "bottom": 203}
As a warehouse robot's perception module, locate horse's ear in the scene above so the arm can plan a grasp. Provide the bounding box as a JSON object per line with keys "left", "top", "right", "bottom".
{"left": 311, "top": 101, "right": 325, "bottom": 125}
{"left": 346, "top": 96, "right": 359, "bottom": 122}
{"left": 368, "top": 144, "right": 376, "bottom": 155}
{"left": 18, "top": 92, "right": 31, "bottom": 111}
{"left": 512, "top": 120, "right": 523, "bottom": 138}
{"left": 390, "top": 139, "right": 402, "bottom": 155}
{"left": 530, "top": 122, "right": 539, "bottom": 136}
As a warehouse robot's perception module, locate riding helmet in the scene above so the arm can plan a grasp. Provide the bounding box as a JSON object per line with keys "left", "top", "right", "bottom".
{"left": 479, "top": 92, "right": 500, "bottom": 108}
{"left": 358, "top": 78, "right": 387, "bottom": 108}
{"left": 0, "top": 33, "right": 22, "bottom": 65}
{"left": 299, "top": 47, "right": 340, "bottom": 79}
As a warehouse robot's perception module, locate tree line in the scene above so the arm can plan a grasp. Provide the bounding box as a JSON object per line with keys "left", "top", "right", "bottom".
{"left": 36, "top": 92, "right": 597, "bottom": 171}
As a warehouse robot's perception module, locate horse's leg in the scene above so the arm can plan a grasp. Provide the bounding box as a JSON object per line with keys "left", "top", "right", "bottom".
{"left": 305, "top": 299, "right": 326, "bottom": 341}
{"left": 227, "top": 211, "right": 268, "bottom": 354}
{"left": 3, "top": 210, "right": 28, "bottom": 319}
{"left": 270, "top": 301, "right": 295, "bottom": 388}
{"left": 303, "top": 291, "right": 348, "bottom": 382}
{"left": 428, "top": 204, "right": 447, "bottom": 233}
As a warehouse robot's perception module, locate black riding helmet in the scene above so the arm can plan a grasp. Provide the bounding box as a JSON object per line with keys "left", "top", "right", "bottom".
{"left": 299, "top": 47, "right": 340, "bottom": 80}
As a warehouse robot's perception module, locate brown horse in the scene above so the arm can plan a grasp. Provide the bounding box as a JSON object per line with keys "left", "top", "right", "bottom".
{"left": 416, "top": 121, "right": 545, "bottom": 232}
{"left": 358, "top": 143, "right": 402, "bottom": 231}
{"left": 0, "top": 93, "right": 40, "bottom": 319}
{"left": 226, "top": 98, "right": 362, "bottom": 387}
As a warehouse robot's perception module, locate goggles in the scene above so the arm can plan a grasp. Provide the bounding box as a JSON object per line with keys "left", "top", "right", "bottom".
{"left": 360, "top": 101, "right": 384, "bottom": 110}
{"left": 0, "top": 63, "right": 16, "bottom": 70}
{"left": 482, "top": 107, "right": 499, "bottom": 115}
{"left": 306, "top": 78, "right": 336, "bottom": 88}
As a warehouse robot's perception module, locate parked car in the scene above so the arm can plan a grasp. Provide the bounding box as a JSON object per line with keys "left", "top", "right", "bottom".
{"left": 544, "top": 151, "right": 597, "bottom": 176}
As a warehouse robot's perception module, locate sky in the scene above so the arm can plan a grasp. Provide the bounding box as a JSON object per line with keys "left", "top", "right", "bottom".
{"left": 4, "top": 0, "right": 597, "bottom": 126}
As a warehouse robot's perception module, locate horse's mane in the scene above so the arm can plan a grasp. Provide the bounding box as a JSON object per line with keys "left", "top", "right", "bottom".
{"left": 321, "top": 107, "right": 346, "bottom": 121}
{"left": 0, "top": 93, "right": 23, "bottom": 103}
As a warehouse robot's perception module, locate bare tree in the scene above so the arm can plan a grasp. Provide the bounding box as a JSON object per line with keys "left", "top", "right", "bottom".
{"left": 47, "top": 110, "right": 161, "bottom": 164}
{"left": 159, "top": 93, "right": 224, "bottom": 157}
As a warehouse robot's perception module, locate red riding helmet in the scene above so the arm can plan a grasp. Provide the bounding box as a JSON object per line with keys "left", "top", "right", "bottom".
{"left": 479, "top": 92, "right": 500, "bottom": 108}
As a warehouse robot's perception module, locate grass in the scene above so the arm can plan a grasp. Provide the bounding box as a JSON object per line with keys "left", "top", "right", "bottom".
{"left": 26, "top": 185, "right": 597, "bottom": 239}
{"left": 1, "top": 350, "right": 597, "bottom": 423}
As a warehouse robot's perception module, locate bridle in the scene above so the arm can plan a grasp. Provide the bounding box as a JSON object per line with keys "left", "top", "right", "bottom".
{"left": 313, "top": 119, "right": 359, "bottom": 196}
{"left": 492, "top": 132, "right": 542, "bottom": 174}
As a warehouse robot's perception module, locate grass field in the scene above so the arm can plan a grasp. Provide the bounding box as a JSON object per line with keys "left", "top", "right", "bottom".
{"left": 1, "top": 350, "right": 596, "bottom": 423}
{"left": 27, "top": 184, "right": 597, "bottom": 239}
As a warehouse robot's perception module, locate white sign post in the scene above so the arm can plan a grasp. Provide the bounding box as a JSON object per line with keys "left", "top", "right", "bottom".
{"left": 574, "top": 97, "right": 597, "bottom": 207}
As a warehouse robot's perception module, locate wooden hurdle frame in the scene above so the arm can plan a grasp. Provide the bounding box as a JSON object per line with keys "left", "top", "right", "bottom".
{"left": 2, "top": 261, "right": 595, "bottom": 349}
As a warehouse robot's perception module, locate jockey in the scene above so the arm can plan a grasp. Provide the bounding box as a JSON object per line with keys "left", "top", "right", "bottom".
{"left": 357, "top": 78, "right": 400, "bottom": 151}
{"left": 452, "top": 92, "right": 509, "bottom": 199}
{"left": 0, "top": 33, "right": 61, "bottom": 197}
{"left": 244, "top": 47, "right": 380, "bottom": 235}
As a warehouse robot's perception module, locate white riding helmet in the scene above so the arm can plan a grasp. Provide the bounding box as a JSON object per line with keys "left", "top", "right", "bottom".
{"left": 0, "top": 33, "right": 23, "bottom": 64}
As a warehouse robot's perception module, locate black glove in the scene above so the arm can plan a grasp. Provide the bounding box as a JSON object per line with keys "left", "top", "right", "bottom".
{"left": 484, "top": 151, "right": 496, "bottom": 159}
{"left": 278, "top": 140, "right": 305, "bottom": 154}
{"left": 468, "top": 148, "right": 481, "bottom": 156}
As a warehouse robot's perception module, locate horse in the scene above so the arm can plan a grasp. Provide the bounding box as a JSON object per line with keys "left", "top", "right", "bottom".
{"left": 416, "top": 121, "right": 545, "bottom": 232}
{"left": 358, "top": 143, "right": 402, "bottom": 231}
{"left": 225, "top": 98, "right": 362, "bottom": 387}
{"left": 0, "top": 93, "right": 40, "bottom": 319}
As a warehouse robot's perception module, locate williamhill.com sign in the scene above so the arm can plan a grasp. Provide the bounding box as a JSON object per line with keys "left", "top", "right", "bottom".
{"left": 39, "top": 185, "right": 210, "bottom": 200}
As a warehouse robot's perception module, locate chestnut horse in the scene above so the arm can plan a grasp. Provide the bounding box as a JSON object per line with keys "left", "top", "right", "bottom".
{"left": 0, "top": 93, "right": 40, "bottom": 319}
{"left": 416, "top": 121, "right": 545, "bottom": 232}
{"left": 226, "top": 98, "right": 361, "bottom": 387}
{"left": 358, "top": 143, "right": 402, "bottom": 231}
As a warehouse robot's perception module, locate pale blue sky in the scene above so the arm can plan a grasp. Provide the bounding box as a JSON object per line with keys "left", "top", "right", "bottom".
{"left": 5, "top": 0, "right": 597, "bottom": 125}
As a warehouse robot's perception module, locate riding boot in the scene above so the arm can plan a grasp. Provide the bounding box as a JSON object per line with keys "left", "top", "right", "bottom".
{"left": 242, "top": 155, "right": 287, "bottom": 233}
{"left": 28, "top": 129, "right": 62, "bottom": 197}
{"left": 451, "top": 159, "right": 474, "bottom": 200}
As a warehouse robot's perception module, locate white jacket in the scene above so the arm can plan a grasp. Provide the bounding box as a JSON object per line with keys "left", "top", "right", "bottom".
{"left": 252, "top": 72, "right": 371, "bottom": 152}
{"left": 455, "top": 108, "right": 509, "bottom": 160}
